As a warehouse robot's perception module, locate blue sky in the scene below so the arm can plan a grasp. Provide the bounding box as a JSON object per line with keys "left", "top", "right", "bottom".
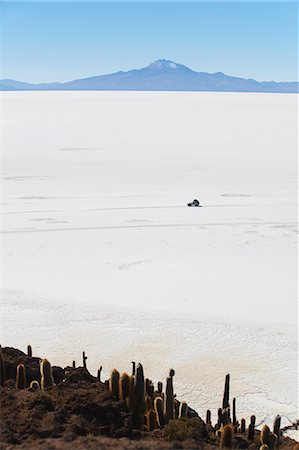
{"left": 1, "top": 1, "right": 298, "bottom": 83}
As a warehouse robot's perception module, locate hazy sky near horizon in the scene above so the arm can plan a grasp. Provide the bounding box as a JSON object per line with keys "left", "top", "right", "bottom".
{"left": 1, "top": 1, "right": 298, "bottom": 83}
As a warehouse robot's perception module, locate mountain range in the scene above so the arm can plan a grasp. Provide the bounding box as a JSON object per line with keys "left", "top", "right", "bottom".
{"left": 1, "top": 59, "right": 298, "bottom": 93}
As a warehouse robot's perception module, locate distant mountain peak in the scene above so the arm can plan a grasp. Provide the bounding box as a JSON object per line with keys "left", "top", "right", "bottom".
{"left": 1, "top": 59, "right": 298, "bottom": 93}
{"left": 146, "top": 59, "right": 185, "bottom": 70}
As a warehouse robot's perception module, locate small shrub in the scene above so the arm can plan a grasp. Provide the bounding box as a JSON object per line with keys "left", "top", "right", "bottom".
{"left": 163, "top": 417, "right": 203, "bottom": 442}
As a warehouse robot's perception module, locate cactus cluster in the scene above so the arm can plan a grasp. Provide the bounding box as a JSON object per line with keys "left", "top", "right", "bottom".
{"left": 0, "top": 344, "right": 287, "bottom": 449}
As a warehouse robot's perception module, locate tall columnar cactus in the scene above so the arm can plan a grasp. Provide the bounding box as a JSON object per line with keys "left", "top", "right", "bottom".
{"left": 240, "top": 418, "right": 246, "bottom": 434}
{"left": 146, "top": 409, "right": 156, "bottom": 431}
{"left": 119, "top": 372, "right": 130, "bottom": 401}
{"left": 126, "top": 375, "right": 135, "bottom": 411}
{"left": 16, "top": 364, "right": 26, "bottom": 389}
{"left": 179, "top": 401, "right": 188, "bottom": 418}
{"left": 157, "top": 381, "right": 163, "bottom": 395}
{"left": 131, "top": 361, "right": 136, "bottom": 376}
{"left": 109, "top": 369, "right": 120, "bottom": 400}
{"left": 222, "top": 374, "right": 230, "bottom": 410}
{"left": 0, "top": 346, "right": 6, "bottom": 387}
{"left": 220, "top": 424, "right": 233, "bottom": 448}
{"left": 27, "top": 345, "right": 32, "bottom": 357}
{"left": 40, "top": 359, "right": 55, "bottom": 390}
{"left": 247, "top": 415, "right": 256, "bottom": 442}
{"left": 216, "top": 408, "right": 222, "bottom": 430}
{"left": 154, "top": 397, "right": 165, "bottom": 428}
{"left": 260, "top": 424, "right": 278, "bottom": 449}
{"left": 232, "top": 398, "right": 237, "bottom": 426}
{"left": 82, "top": 351, "right": 87, "bottom": 370}
{"left": 132, "top": 363, "right": 146, "bottom": 430}
{"left": 273, "top": 415, "right": 281, "bottom": 446}
{"left": 72, "top": 360, "right": 76, "bottom": 368}
{"left": 145, "top": 395, "right": 153, "bottom": 411}
{"left": 206, "top": 409, "right": 212, "bottom": 425}
{"left": 97, "top": 366, "right": 102, "bottom": 382}
{"left": 164, "top": 375, "right": 174, "bottom": 423}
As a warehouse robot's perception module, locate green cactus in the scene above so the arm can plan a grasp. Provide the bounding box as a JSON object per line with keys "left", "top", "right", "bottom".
{"left": 220, "top": 424, "right": 233, "bottom": 448}
{"left": 40, "top": 359, "right": 55, "bottom": 390}
{"left": 260, "top": 424, "right": 278, "bottom": 449}
{"left": 119, "top": 372, "right": 130, "bottom": 401}
{"left": 215, "top": 408, "right": 222, "bottom": 430}
{"left": 273, "top": 415, "right": 281, "bottom": 447}
{"left": 27, "top": 345, "right": 32, "bottom": 357}
{"left": 109, "top": 369, "right": 120, "bottom": 400}
{"left": 247, "top": 415, "right": 256, "bottom": 442}
{"left": 0, "top": 346, "right": 6, "bottom": 387}
{"left": 29, "top": 380, "right": 40, "bottom": 391}
{"left": 154, "top": 396, "right": 165, "bottom": 428}
{"left": 82, "top": 351, "right": 87, "bottom": 369}
{"left": 72, "top": 360, "right": 76, "bottom": 368}
{"left": 240, "top": 418, "right": 246, "bottom": 434}
{"left": 16, "top": 363, "right": 26, "bottom": 389}
{"left": 232, "top": 398, "right": 236, "bottom": 426}
{"left": 126, "top": 375, "right": 135, "bottom": 411}
{"left": 97, "top": 366, "right": 102, "bottom": 382}
{"left": 206, "top": 409, "right": 212, "bottom": 425}
{"left": 131, "top": 361, "right": 136, "bottom": 376}
{"left": 146, "top": 409, "right": 156, "bottom": 431}
{"left": 179, "top": 401, "right": 188, "bottom": 418}
{"left": 164, "top": 375, "right": 174, "bottom": 423}
{"left": 157, "top": 381, "right": 163, "bottom": 394}
{"left": 131, "top": 363, "right": 146, "bottom": 430}
{"left": 222, "top": 374, "right": 230, "bottom": 410}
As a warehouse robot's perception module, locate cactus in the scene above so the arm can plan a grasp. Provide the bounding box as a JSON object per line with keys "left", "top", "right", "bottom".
{"left": 82, "top": 351, "right": 87, "bottom": 369}
{"left": 247, "top": 415, "right": 256, "bottom": 442}
{"left": 157, "top": 381, "right": 163, "bottom": 394}
{"left": 240, "top": 418, "right": 246, "bottom": 434}
{"left": 216, "top": 408, "right": 222, "bottom": 430}
{"left": 72, "top": 360, "right": 76, "bottom": 368}
{"left": 174, "top": 398, "right": 180, "bottom": 419}
{"left": 179, "top": 401, "right": 188, "bottom": 418}
{"left": 132, "top": 363, "right": 146, "bottom": 430}
{"left": 145, "top": 395, "right": 153, "bottom": 411}
{"left": 164, "top": 375, "right": 174, "bottom": 423}
{"left": 146, "top": 409, "right": 156, "bottom": 431}
{"left": 29, "top": 380, "right": 40, "bottom": 391}
{"left": 220, "top": 424, "right": 233, "bottom": 448}
{"left": 0, "top": 346, "right": 6, "bottom": 387}
{"left": 206, "top": 409, "right": 212, "bottom": 425}
{"left": 222, "top": 374, "right": 230, "bottom": 410}
{"left": 119, "top": 372, "right": 130, "bottom": 401}
{"left": 260, "top": 424, "right": 278, "bottom": 449}
{"left": 131, "top": 361, "right": 136, "bottom": 376}
{"left": 64, "top": 370, "right": 70, "bottom": 384}
{"left": 40, "top": 359, "right": 55, "bottom": 390}
{"left": 126, "top": 375, "right": 135, "bottom": 411}
{"left": 27, "top": 345, "right": 32, "bottom": 357}
{"left": 109, "top": 369, "right": 120, "bottom": 400}
{"left": 232, "top": 398, "right": 236, "bottom": 426}
{"left": 169, "top": 368, "right": 175, "bottom": 378}
{"left": 221, "top": 408, "right": 230, "bottom": 426}
{"left": 97, "top": 366, "right": 102, "bottom": 382}
{"left": 154, "top": 396, "right": 165, "bottom": 428}
{"left": 273, "top": 415, "right": 281, "bottom": 446}
{"left": 16, "top": 364, "right": 26, "bottom": 389}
